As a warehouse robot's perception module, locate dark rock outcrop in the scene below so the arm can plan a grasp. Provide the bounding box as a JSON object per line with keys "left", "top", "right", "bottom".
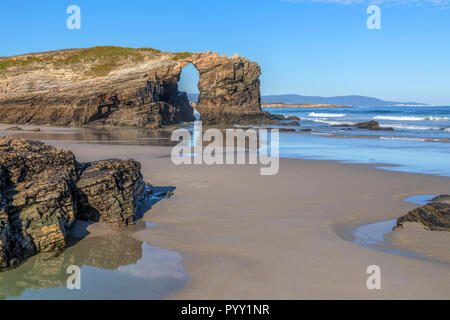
{"left": 0, "top": 46, "right": 266, "bottom": 127}
{"left": 0, "top": 137, "right": 148, "bottom": 271}
{"left": 270, "top": 114, "right": 286, "bottom": 121}
{"left": 76, "top": 159, "right": 146, "bottom": 226}
{"left": 353, "top": 120, "right": 393, "bottom": 131}
{"left": 0, "top": 137, "right": 80, "bottom": 270}
{"left": 394, "top": 195, "right": 450, "bottom": 231}
{"left": 279, "top": 128, "right": 296, "bottom": 132}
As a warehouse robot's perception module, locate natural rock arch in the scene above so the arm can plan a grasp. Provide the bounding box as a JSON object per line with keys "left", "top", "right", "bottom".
{"left": 176, "top": 52, "right": 264, "bottom": 125}
{"left": 0, "top": 47, "right": 267, "bottom": 127}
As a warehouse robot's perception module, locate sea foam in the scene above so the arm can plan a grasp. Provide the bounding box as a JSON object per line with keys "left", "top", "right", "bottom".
{"left": 308, "top": 112, "right": 346, "bottom": 118}
{"left": 374, "top": 115, "right": 450, "bottom": 121}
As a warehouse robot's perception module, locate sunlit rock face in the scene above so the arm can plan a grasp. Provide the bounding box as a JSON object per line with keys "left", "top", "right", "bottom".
{"left": 0, "top": 137, "right": 79, "bottom": 270}
{"left": 75, "top": 159, "right": 146, "bottom": 226}
{"left": 395, "top": 195, "right": 450, "bottom": 231}
{"left": 0, "top": 47, "right": 266, "bottom": 127}
{"left": 0, "top": 137, "right": 147, "bottom": 271}
{"left": 178, "top": 52, "right": 265, "bottom": 125}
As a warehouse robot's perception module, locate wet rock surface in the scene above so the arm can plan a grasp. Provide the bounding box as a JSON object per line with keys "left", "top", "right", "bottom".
{"left": 395, "top": 195, "right": 450, "bottom": 231}
{"left": 353, "top": 120, "right": 393, "bottom": 131}
{"left": 0, "top": 137, "right": 148, "bottom": 271}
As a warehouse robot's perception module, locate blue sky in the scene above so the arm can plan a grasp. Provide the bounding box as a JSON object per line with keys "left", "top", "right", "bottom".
{"left": 1, "top": 0, "right": 449, "bottom": 105}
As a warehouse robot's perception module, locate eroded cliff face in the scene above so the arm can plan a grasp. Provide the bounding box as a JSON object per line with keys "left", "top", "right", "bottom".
{"left": 0, "top": 47, "right": 266, "bottom": 127}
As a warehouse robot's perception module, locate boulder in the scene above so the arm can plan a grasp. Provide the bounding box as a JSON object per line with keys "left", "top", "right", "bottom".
{"left": 76, "top": 159, "right": 146, "bottom": 226}
{"left": 270, "top": 114, "right": 286, "bottom": 121}
{"left": 0, "top": 137, "right": 79, "bottom": 270}
{"left": 353, "top": 120, "right": 393, "bottom": 131}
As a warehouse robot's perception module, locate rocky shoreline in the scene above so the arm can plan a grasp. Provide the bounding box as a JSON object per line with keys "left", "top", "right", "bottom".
{"left": 0, "top": 137, "right": 149, "bottom": 271}
{"left": 394, "top": 195, "right": 450, "bottom": 231}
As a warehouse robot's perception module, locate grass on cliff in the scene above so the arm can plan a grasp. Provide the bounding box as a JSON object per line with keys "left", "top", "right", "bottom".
{"left": 171, "top": 52, "right": 193, "bottom": 61}
{"left": 0, "top": 46, "right": 163, "bottom": 77}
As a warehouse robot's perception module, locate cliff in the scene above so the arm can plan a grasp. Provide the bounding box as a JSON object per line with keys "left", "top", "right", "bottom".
{"left": 0, "top": 46, "right": 266, "bottom": 127}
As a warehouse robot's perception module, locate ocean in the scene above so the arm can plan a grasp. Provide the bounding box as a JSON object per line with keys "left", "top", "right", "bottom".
{"left": 263, "top": 106, "right": 450, "bottom": 177}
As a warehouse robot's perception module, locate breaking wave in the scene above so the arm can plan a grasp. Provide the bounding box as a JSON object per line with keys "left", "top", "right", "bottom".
{"left": 308, "top": 112, "right": 346, "bottom": 118}
{"left": 374, "top": 116, "right": 450, "bottom": 121}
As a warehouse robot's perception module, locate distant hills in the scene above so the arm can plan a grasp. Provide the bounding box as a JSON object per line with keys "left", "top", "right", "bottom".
{"left": 187, "top": 93, "right": 428, "bottom": 107}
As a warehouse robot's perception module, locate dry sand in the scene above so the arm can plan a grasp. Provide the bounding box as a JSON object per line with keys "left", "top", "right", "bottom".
{"left": 43, "top": 141, "right": 450, "bottom": 300}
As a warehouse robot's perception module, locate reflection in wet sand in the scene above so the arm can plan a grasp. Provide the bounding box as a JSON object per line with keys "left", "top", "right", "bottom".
{"left": 0, "top": 188, "right": 187, "bottom": 300}
{"left": 0, "top": 222, "right": 188, "bottom": 300}
{"left": 0, "top": 125, "right": 179, "bottom": 146}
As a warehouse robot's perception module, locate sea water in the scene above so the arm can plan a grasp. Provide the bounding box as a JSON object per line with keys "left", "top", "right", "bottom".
{"left": 264, "top": 106, "right": 450, "bottom": 177}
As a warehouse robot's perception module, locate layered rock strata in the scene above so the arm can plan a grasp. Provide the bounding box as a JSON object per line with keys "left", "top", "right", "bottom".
{"left": 394, "top": 195, "right": 450, "bottom": 231}
{"left": 76, "top": 159, "right": 146, "bottom": 225}
{"left": 0, "top": 46, "right": 266, "bottom": 127}
{"left": 0, "top": 137, "right": 147, "bottom": 270}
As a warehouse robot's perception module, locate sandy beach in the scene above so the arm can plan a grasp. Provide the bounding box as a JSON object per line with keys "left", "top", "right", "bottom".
{"left": 43, "top": 140, "right": 450, "bottom": 300}
{"left": 2, "top": 0, "right": 450, "bottom": 304}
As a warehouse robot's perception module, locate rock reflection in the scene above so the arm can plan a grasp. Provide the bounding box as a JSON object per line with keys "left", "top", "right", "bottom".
{"left": 0, "top": 126, "right": 179, "bottom": 146}
{"left": 0, "top": 222, "right": 188, "bottom": 300}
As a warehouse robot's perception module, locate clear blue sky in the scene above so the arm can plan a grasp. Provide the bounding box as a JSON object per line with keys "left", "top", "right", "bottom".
{"left": 1, "top": 0, "right": 449, "bottom": 105}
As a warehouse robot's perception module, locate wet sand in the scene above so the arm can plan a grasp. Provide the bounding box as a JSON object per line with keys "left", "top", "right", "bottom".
{"left": 386, "top": 223, "right": 450, "bottom": 263}
{"left": 45, "top": 141, "right": 450, "bottom": 300}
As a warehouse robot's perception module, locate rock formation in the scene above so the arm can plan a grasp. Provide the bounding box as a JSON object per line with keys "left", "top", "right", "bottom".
{"left": 0, "top": 137, "right": 148, "bottom": 271}
{"left": 182, "top": 52, "right": 265, "bottom": 124}
{"left": 0, "top": 46, "right": 267, "bottom": 127}
{"left": 394, "top": 195, "right": 450, "bottom": 231}
{"left": 76, "top": 159, "right": 146, "bottom": 225}
{"left": 353, "top": 120, "right": 393, "bottom": 131}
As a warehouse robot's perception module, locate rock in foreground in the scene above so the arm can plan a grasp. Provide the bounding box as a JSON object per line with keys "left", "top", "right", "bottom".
{"left": 0, "top": 137, "right": 147, "bottom": 270}
{"left": 76, "top": 159, "right": 146, "bottom": 226}
{"left": 394, "top": 195, "right": 450, "bottom": 231}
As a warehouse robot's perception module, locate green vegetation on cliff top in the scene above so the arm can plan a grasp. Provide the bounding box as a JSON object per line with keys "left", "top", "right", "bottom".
{"left": 171, "top": 52, "right": 193, "bottom": 61}
{"left": 0, "top": 46, "right": 193, "bottom": 78}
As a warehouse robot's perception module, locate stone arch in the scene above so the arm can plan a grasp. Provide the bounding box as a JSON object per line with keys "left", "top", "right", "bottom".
{"left": 177, "top": 52, "right": 265, "bottom": 125}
